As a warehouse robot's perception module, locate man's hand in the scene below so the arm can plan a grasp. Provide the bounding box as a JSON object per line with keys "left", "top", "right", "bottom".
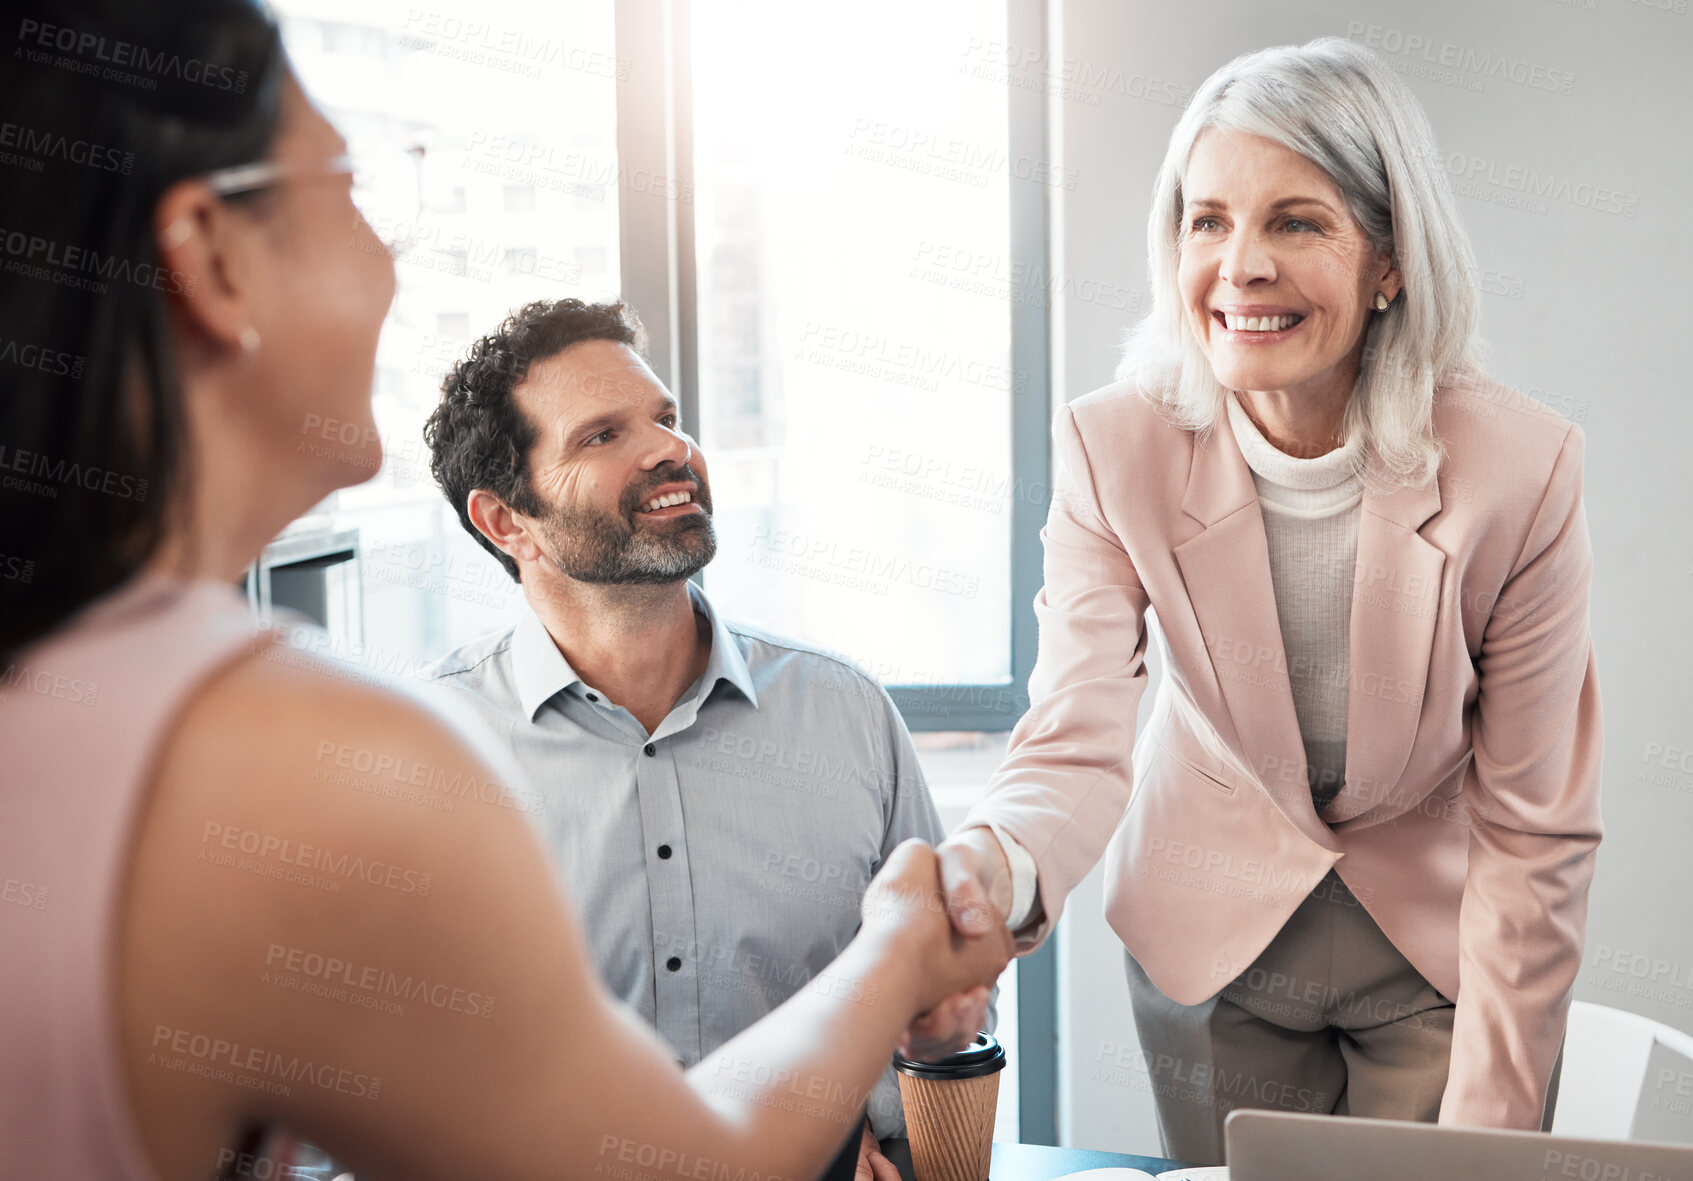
{"left": 935, "top": 827, "right": 1013, "bottom": 937}
{"left": 854, "top": 1118, "right": 899, "bottom": 1181}
{"left": 897, "top": 985, "right": 993, "bottom": 1062}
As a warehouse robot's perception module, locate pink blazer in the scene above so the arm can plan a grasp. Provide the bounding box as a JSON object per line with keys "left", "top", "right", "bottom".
{"left": 964, "top": 375, "right": 1603, "bottom": 1130}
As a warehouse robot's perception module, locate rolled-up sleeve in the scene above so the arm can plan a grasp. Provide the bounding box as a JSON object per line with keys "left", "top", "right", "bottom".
{"left": 1441, "top": 423, "right": 1604, "bottom": 1129}
{"left": 962, "top": 403, "right": 1154, "bottom": 954}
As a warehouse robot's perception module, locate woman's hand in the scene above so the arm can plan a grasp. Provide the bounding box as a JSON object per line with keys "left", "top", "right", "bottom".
{"left": 934, "top": 826, "right": 1014, "bottom": 937}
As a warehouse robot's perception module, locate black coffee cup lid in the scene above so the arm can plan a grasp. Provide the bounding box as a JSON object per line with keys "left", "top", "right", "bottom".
{"left": 893, "top": 1031, "right": 1006, "bottom": 1080}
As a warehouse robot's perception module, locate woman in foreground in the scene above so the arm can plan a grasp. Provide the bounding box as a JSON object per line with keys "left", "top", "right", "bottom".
{"left": 0, "top": 2, "right": 1011, "bottom": 1177}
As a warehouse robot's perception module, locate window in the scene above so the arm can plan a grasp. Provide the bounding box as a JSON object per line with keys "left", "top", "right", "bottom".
{"left": 503, "top": 183, "right": 537, "bottom": 213}
{"left": 504, "top": 247, "right": 539, "bottom": 276}
{"left": 693, "top": 0, "right": 1012, "bottom": 685}
{"left": 689, "top": 0, "right": 1048, "bottom": 733}
{"left": 272, "top": 0, "right": 621, "bottom": 670}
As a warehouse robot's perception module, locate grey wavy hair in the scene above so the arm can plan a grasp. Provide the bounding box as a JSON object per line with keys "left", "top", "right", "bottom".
{"left": 1116, "top": 36, "right": 1485, "bottom": 488}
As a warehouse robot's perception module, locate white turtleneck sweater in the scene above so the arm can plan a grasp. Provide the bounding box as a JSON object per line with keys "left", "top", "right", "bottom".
{"left": 1223, "top": 390, "right": 1364, "bottom": 814}
{"left": 991, "top": 392, "right": 1364, "bottom": 933}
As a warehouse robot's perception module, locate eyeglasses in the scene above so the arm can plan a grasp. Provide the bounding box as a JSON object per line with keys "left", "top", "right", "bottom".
{"left": 201, "top": 142, "right": 427, "bottom": 256}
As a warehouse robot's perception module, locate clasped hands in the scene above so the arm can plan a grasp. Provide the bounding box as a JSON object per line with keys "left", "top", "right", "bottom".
{"left": 853, "top": 829, "right": 1016, "bottom": 1181}
{"left": 859, "top": 827, "right": 1017, "bottom": 1063}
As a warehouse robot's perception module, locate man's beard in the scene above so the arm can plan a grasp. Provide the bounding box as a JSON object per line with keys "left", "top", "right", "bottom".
{"left": 533, "top": 465, "right": 717, "bottom": 585}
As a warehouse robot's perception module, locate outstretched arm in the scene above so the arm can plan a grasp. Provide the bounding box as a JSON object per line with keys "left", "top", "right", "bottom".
{"left": 117, "top": 650, "right": 1011, "bottom": 1181}
{"left": 934, "top": 402, "right": 1154, "bottom": 948}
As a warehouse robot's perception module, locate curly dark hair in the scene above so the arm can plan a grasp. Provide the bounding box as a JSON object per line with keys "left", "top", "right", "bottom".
{"left": 424, "top": 299, "right": 647, "bottom": 582}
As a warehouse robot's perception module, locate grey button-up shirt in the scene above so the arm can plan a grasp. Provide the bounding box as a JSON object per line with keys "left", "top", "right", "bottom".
{"left": 424, "top": 583, "right": 971, "bottom": 1136}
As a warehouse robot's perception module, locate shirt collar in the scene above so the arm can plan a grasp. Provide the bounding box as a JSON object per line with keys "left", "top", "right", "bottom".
{"left": 511, "top": 581, "right": 759, "bottom": 722}
{"left": 687, "top": 581, "right": 760, "bottom": 711}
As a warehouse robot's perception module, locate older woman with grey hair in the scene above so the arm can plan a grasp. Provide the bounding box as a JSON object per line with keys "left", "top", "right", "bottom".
{"left": 933, "top": 36, "right": 1602, "bottom": 1163}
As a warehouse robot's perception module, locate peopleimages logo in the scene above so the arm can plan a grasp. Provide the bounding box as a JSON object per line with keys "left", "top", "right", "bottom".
{"left": 1426, "top": 148, "right": 1639, "bottom": 219}
{"left": 150, "top": 1025, "right": 379, "bottom": 1100}
{"left": 0, "top": 227, "right": 196, "bottom": 297}
{"left": 0, "top": 442, "right": 145, "bottom": 500}
{"left": 0, "top": 661, "right": 98, "bottom": 706}
{"left": 1345, "top": 21, "right": 1576, "bottom": 95}
{"left": 264, "top": 943, "right": 496, "bottom": 1019}
{"left": 200, "top": 822, "right": 433, "bottom": 896}
{"left": 0, "top": 120, "right": 133, "bottom": 173}
{"left": 15, "top": 18, "right": 250, "bottom": 93}
{"left": 0, "top": 333, "right": 85, "bottom": 379}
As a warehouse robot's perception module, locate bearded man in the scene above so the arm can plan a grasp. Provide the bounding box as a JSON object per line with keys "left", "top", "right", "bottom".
{"left": 422, "top": 300, "right": 990, "bottom": 1179}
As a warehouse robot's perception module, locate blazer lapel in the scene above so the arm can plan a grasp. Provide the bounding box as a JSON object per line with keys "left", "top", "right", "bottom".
{"left": 1173, "top": 418, "right": 1333, "bottom": 850}
{"left": 1171, "top": 411, "right": 1447, "bottom": 840}
{"left": 1324, "top": 471, "right": 1445, "bottom": 823}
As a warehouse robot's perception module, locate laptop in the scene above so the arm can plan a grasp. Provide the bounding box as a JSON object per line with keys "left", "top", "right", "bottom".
{"left": 1225, "top": 1109, "right": 1693, "bottom": 1181}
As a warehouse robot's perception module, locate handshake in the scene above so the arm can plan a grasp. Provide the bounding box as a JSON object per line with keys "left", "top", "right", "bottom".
{"left": 856, "top": 829, "right": 1019, "bottom": 1062}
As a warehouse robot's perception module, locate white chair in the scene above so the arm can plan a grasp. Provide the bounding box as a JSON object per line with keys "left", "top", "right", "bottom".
{"left": 1553, "top": 1000, "right": 1693, "bottom": 1143}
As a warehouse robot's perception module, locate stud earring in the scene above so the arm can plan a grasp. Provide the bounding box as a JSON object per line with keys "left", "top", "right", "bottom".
{"left": 239, "top": 326, "right": 261, "bottom": 354}
{"left": 160, "top": 219, "right": 192, "bottom": 249}
{"left": 1373, "top": 291, "right": 1391, "bottom": 312}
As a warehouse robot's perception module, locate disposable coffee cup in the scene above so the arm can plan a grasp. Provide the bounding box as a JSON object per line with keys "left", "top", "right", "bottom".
{"left": 894, "top": 1031, "right": 1005, "bottom": 1181}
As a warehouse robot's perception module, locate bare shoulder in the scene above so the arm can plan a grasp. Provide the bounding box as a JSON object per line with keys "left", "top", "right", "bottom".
{"left": 116, "top": 640, "right": 569, "bottom": 1176}
{"left": 132, "top": 636, "right": 550, "bottom": 970}
{"left": 170, "top": 639, "right": 541, "bottom": 825}
{"left": 178, "top": 639, "right": 488, "bottom": 769}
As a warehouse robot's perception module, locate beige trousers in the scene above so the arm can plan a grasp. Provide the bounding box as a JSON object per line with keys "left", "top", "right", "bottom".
{"left": 1122, "top": 869, "right": 1560, "bottom": 1165}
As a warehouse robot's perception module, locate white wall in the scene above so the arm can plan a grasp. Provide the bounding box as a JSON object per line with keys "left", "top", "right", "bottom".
{"left": 1042, "top": 0, "right": 1693, "bottom": 1152}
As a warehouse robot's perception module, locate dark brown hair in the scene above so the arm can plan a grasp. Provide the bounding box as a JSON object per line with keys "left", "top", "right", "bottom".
{"left": 0, "top": 0, "right": 287, "bottom": 658}
{"left": 424, "top": 299, "right": 646, "bottom": 581}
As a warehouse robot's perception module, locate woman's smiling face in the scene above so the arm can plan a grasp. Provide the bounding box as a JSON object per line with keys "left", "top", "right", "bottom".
{"left": 1177, "top": 127, "right": 1399, "bottom": 404}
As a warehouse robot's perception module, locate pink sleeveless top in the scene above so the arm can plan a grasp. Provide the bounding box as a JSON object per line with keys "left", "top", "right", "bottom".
{"left": 0, "top": 573, "right": 277, "bottom": 1179}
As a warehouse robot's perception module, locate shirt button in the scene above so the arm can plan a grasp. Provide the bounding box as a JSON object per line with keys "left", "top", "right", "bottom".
{"left": 643, "top": 743, "right": 656, "bottom": 757}
{"left": 586, "top": 692, "right": 598, "bottom": 702}
{"left": 658, "top": 844, "right": 673, "bottom": 859}
{"left": 666, "top": 956, "right": 682, "bottom": 972}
